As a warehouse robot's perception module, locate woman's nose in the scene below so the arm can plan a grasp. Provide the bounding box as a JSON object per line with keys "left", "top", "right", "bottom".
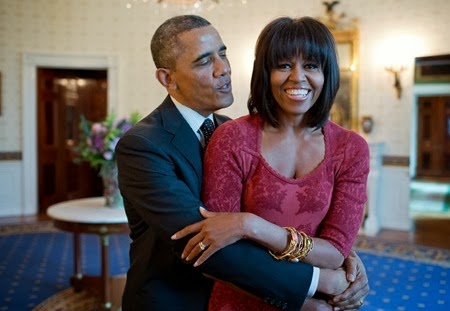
{"left": 290, "top": 66, "right": 306, "bottom": 82}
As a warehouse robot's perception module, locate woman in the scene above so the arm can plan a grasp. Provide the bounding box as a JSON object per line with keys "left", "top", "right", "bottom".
{"left": 175, "top": 16, "right": 369, "bottom": 310}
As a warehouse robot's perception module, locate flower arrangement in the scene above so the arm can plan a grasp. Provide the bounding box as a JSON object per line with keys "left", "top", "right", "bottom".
{"left": 75, "top": 112, "right": 140, "bottom": 169}
{"left": 75, "top": 112, "right": 140, "bottom": 208}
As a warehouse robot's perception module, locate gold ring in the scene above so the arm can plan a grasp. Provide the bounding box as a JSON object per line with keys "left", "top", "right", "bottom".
{"left": 198, "top": 241, "right": 206, "bottom": 251}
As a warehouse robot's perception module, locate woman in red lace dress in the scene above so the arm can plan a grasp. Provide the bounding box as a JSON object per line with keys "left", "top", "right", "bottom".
{"left": 175, "top": 16, "right": 369, "bottom": 310}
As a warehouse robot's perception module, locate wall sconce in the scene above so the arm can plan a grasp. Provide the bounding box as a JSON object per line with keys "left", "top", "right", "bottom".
{"left": 385, "top": 66, "right": 406, "bottom": 99}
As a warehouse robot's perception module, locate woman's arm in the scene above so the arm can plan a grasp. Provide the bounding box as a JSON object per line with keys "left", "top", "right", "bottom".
{"left": 173, "top": 209, "right": 287, "bottom": 265}
{"left": 313, "top": 131, "right": 370, "bottom": 264}
{"left": 173, "top": 121, "right": 356, "bottom": 269}
{"left": 173, "top": 208, "right": 342, "bottom": 269}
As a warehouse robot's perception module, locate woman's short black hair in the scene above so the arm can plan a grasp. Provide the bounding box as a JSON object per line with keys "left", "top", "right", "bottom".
{"left": 247, "top": 16, "right": 340, "bottom": 129}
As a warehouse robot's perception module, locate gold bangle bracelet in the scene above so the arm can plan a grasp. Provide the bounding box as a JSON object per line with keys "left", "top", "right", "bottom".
{"left": 269, "top": 227, "right": 299, "bottom": 261}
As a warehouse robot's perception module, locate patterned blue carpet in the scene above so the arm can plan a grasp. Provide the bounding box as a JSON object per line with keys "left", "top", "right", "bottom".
{"left": 357, "top": 251, "right": 448, "bottom": 310}
{"left": 0, "top": 224, "right": 449, "bottom": 310}
{"left": 0, "top": 230, "right": 129, "bottom": 310}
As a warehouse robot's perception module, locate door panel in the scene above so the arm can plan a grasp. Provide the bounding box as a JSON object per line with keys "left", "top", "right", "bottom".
{"left": 416, "top": 95, "right": 450, "bottom": 179}
{"left": 37, "top": 68, "right": 107, "bottom": 213}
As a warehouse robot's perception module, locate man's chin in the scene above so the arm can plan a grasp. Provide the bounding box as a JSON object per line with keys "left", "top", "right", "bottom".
{"left": 218, "top": 95, "right": 234, "bottom": 109}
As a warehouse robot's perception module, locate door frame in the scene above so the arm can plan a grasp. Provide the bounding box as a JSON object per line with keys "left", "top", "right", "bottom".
{"left": 22, "top": 52, "right": 119, "bottom": 215}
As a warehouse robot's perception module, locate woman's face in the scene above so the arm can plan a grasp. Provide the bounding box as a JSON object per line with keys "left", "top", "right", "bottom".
{"left": 270, "top": 55, "right": 324, "bottom": 118}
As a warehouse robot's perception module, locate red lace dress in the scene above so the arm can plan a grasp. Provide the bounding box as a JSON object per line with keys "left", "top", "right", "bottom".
{"left": 202, "top": 114, "right": 370, "bottom": 311}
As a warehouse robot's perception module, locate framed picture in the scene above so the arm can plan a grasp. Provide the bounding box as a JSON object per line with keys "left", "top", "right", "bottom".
{"left": 330, "top": 29, "right": 359, "bottom": 130}
{"left": 414, "top": 54, "right": 450, "bottom": 83}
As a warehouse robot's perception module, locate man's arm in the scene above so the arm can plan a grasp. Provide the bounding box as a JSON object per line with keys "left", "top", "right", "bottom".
{"left": 117, "top": 132, "right": 314, "bottom": 311}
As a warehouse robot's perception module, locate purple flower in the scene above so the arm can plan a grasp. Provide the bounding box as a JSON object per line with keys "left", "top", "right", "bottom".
{"left": 91, "top": 123, "right": 107, "bottom": 134}
{"left": 92, "top": 134, "right": 105, "bottom": 151}
{"left": 121, "top": 123, "right": 132, "bottom": 132}
{"left": 76, "top": 112, "right": 139, "bottom": 169}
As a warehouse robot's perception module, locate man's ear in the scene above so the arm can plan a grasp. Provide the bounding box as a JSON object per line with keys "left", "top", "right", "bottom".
{"left": 155, "top": 68, "right": 176, "bottom": 90}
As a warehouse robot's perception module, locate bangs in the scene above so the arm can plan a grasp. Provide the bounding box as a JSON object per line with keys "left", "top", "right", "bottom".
{"left": 265, "top": 21, "right": 331, "bottom": 69}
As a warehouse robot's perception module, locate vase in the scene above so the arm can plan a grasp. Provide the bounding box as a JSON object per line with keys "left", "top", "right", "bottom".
{"left": 99, "top": 161, "right": 123, "bottom": 208}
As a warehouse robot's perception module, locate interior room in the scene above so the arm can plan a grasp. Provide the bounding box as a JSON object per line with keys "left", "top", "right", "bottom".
{"left": 0, "top": 0, "right": 449, "bottom": 310}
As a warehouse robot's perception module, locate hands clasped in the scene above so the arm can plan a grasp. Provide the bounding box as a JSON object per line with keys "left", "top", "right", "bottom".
{"left": 329, "top": 250, "right": 369, "bottom": 310}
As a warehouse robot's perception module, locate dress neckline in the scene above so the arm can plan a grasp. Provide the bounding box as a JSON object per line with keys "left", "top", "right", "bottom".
{"left": 255, "top": 117, "right": 329, "bottom": 182}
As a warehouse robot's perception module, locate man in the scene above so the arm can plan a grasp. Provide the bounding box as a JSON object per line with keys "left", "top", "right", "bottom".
{"left": 116, "top": 15, "right": 368, "bottom": 311}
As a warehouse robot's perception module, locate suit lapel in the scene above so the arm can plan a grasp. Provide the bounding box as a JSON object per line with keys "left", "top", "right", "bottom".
{"left": 159, "top": 97, "right": 203, "bottom": 180}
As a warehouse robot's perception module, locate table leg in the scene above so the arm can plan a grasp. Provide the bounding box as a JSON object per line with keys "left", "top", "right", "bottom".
{"left": 100, "top": 234, "right": 112, "bottom": 310}
{"left": 71, "top": 232, "right": 83, "bottom": 291}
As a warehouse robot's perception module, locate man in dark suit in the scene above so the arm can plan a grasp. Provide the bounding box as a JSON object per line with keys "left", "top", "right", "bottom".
{"left": 116, "top": 15, "right": 368, "bottom": 311}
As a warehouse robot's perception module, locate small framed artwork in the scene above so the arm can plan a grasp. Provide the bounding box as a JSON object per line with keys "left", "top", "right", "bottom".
{"left": 414, "top": 54, "right": 450, "bottom": 83}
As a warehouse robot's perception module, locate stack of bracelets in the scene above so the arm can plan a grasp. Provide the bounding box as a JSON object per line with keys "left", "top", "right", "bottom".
{"left": 269, "top": 227, "right": 314, "bottom": 263}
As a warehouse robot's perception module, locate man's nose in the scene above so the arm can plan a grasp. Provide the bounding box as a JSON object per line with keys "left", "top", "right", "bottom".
{"left": 214, "top": 57, "right": 231, "bottom": 77}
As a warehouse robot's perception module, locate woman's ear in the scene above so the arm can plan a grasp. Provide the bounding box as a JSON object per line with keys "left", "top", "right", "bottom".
{"left": 155, "top": 68, "right": 176, "bottom": 90}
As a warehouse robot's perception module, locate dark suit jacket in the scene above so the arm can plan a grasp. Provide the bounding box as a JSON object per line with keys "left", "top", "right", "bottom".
{"left": 116, "top": 96, "right": 313, "bottom": 311}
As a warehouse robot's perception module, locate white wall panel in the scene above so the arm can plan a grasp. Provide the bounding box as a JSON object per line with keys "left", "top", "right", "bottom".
{"left": 379, "top": 166, "right": 412, "bottom": 231}
{"left": 0, "top": 162, "right": 22, "bottom": 217}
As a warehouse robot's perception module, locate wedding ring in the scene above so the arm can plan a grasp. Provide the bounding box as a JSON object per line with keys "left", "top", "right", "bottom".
{"left": 198, "top": 241, "right": 206, "bottom": 251}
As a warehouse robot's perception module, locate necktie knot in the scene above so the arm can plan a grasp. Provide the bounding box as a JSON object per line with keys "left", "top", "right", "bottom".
{"left": 200, "top": 118, "right": 215, "bottom": 147}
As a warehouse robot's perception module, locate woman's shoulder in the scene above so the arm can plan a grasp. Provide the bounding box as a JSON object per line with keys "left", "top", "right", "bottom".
{"left": 326, "top": 121, "right": 366, "bottom": 141}
{"left": 211, "top": 114, "right": 261, "bottom": 152}
{"left": 217, "top": 114, "right": 261, "bottom": 136}
{"left": 325, "top": 121, "right": 369, "bottom": 153}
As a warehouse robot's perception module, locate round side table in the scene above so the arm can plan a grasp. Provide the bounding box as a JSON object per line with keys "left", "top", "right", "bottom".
{"left": 47, "top": 197, "right": 129, "bottom": 310}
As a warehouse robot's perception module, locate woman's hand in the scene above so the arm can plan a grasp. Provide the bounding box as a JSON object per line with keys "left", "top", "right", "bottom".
{"left": 171, "top": 207, "right": 250, "bottom": 266}
{"left": 328, "top": 250, "right": 369, "bottom": 310}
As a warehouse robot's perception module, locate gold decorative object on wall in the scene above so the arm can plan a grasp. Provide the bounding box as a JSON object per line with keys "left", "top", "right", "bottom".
{"left": 385, "top": 66, "right": 406, "bottom": 99}
{"left": 319, "top": 1, "right": 359, "bottom": 131}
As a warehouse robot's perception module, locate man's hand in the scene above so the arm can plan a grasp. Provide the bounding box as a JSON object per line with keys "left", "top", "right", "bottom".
{"left": 329, "top": 250, "right": 369, "bottom": 310}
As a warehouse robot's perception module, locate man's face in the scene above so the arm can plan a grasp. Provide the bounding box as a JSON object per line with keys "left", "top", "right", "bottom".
{"left": 169, "top": 25, "right": 233, "bottom": 116}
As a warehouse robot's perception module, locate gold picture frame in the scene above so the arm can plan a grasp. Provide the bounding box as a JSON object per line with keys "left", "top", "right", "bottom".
{"left": 330, "top": 29, "right": 359, "bottom": 130}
